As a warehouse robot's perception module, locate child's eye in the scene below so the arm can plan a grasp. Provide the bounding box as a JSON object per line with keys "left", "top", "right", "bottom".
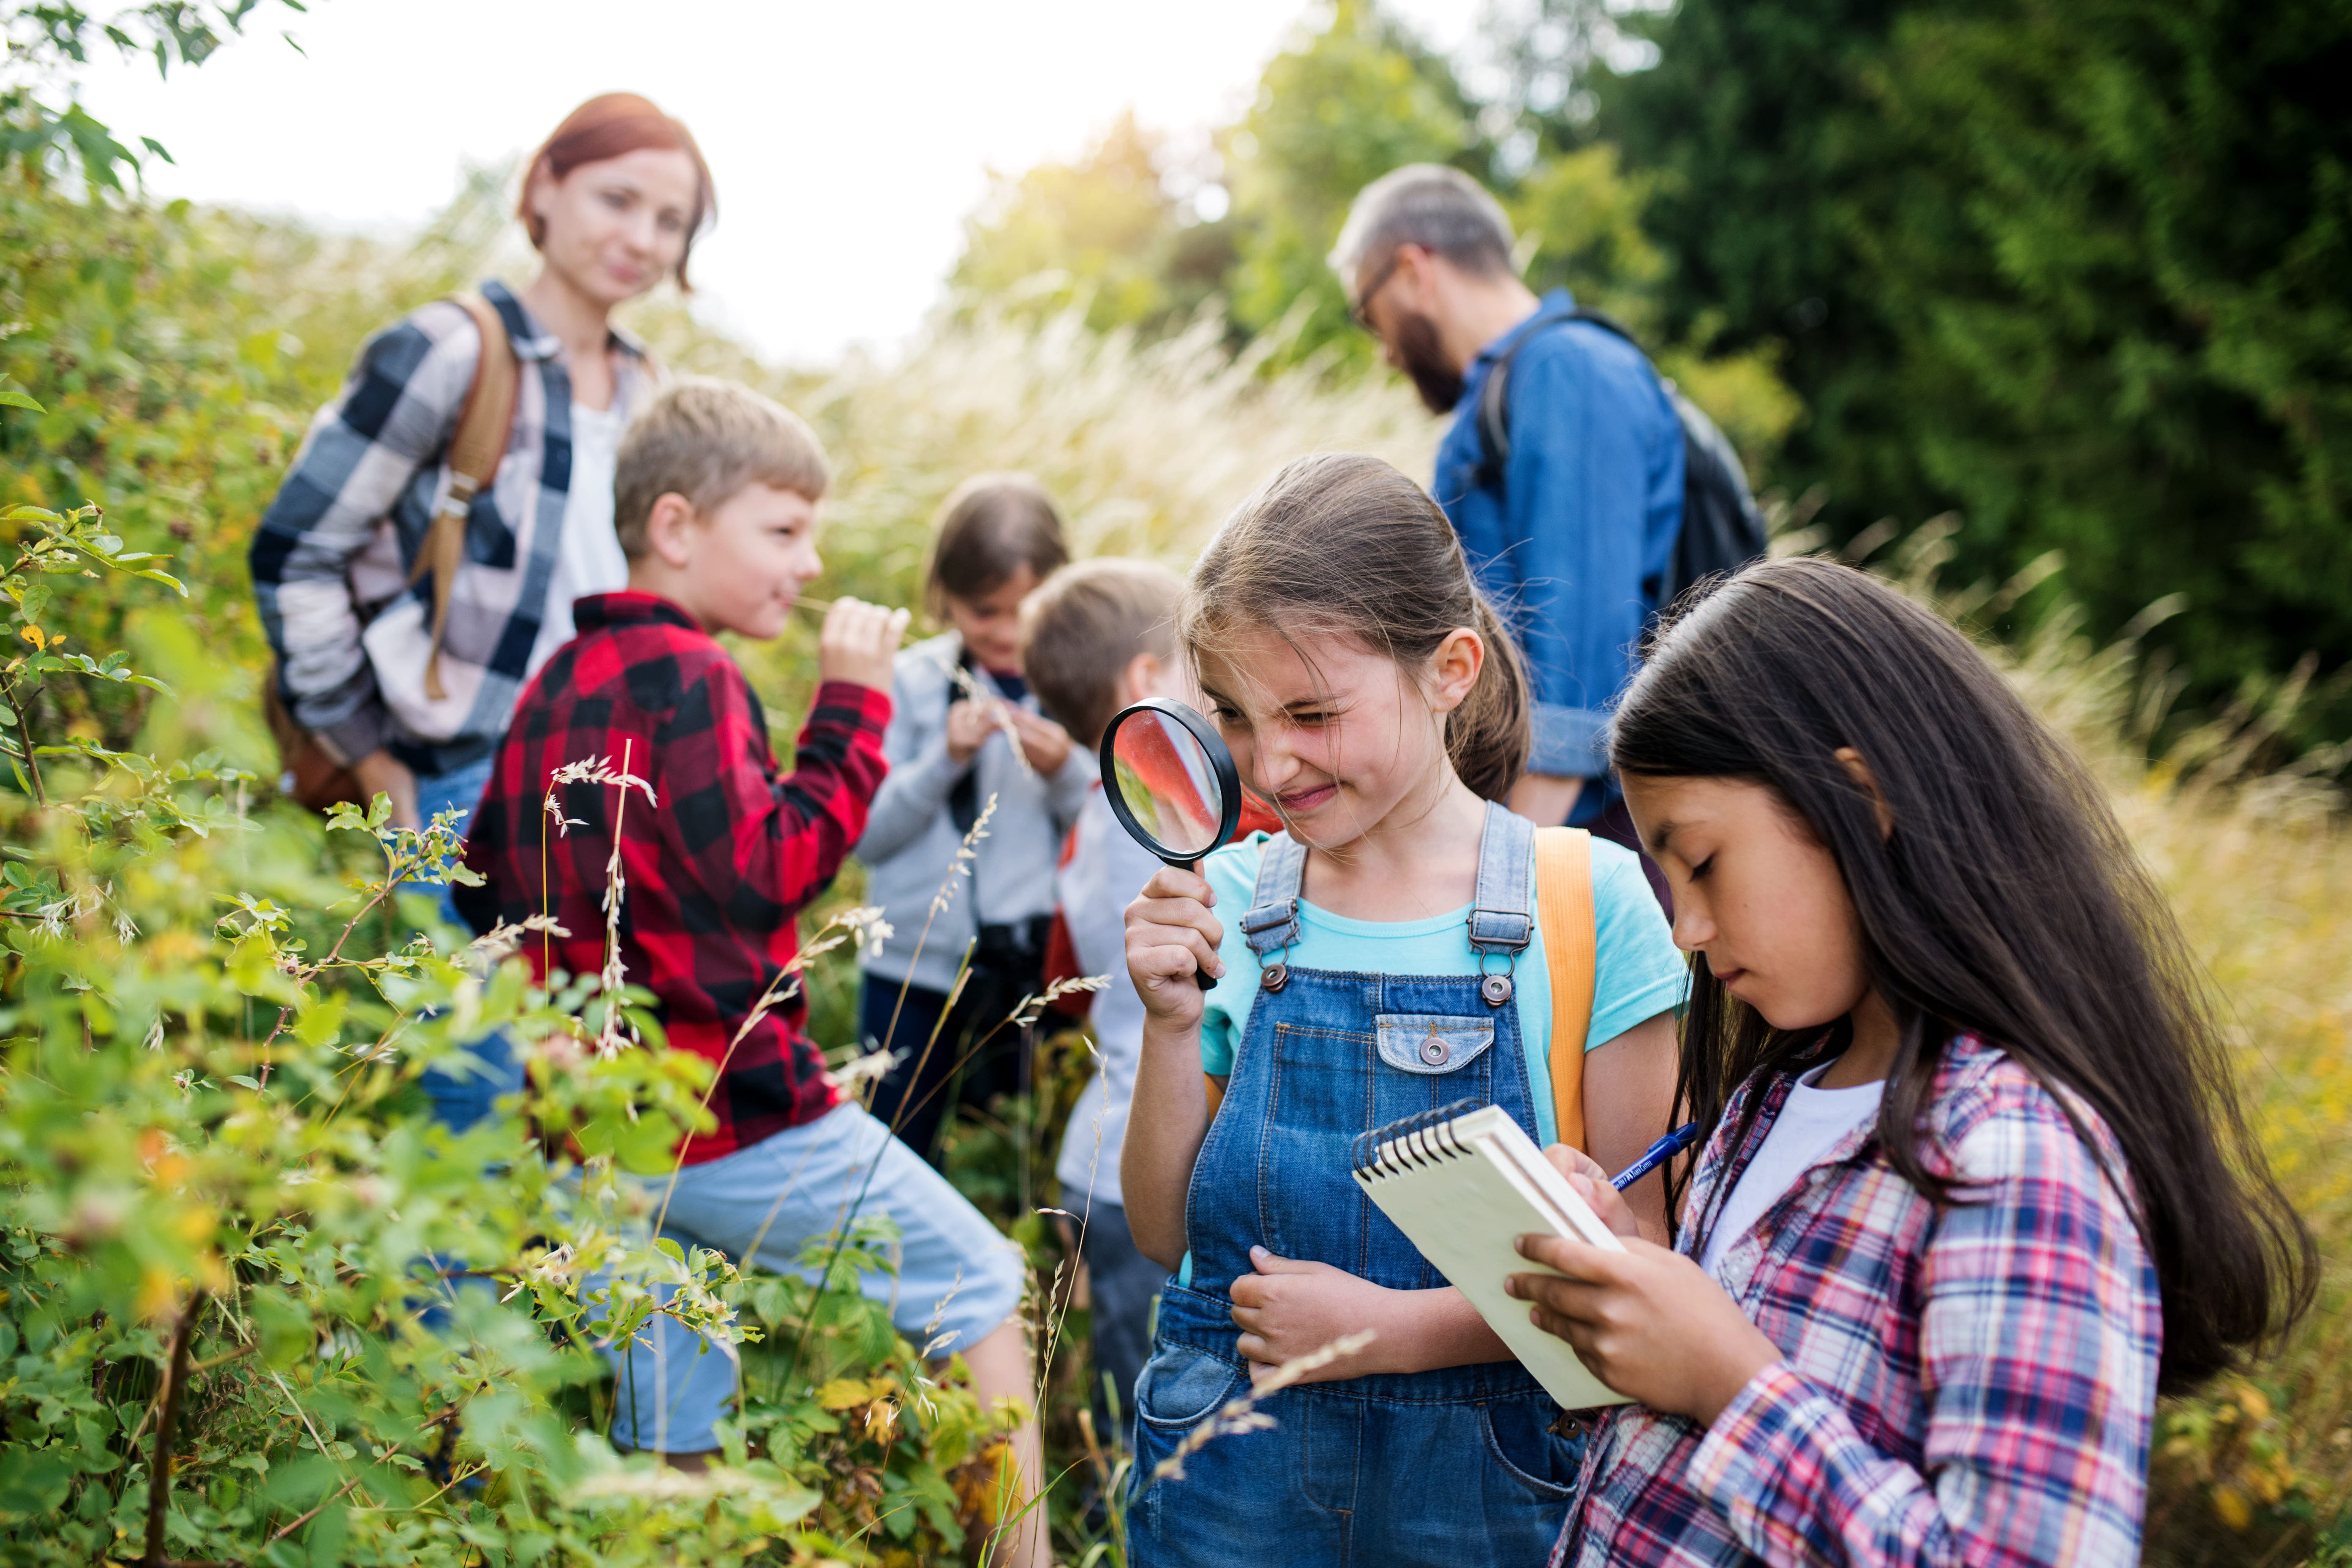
{"left": 1688, "top": 855, "right": 1715, "bottom": 881}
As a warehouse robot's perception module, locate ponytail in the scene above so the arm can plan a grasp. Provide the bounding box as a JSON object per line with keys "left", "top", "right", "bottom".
{"left": 1452, "top": 597, "right": 1531, "bottom": 801}
{"left": 1183, "top": 453, "right": 1531, "bottom": 801}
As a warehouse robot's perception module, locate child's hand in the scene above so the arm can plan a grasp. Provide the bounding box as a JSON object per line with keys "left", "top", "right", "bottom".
{"left": 1505, "top": 1232, "right": 1782, "bottom": 1426}
{"left": 1230, "top": 1248, "right": 1392, "bottom": 1384}
{"left": 1125, "top": 864, "right": 1225, "bottom": 1026}
{"left": 944, "top": 699, "right": 995, "bottom": 765}
{"left": 816, "top": 599, "right": 910, "bottom": 692}
{"left": 1544, "top": 1145, "right": 1642, "bottom": 1239}
{"left": 1006, "top": 705, "right": 1074, "bottom": 776}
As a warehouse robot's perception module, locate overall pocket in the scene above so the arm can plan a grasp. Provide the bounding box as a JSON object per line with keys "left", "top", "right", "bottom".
{"left": 1479, "top": 1398, "right": 1586, "bottom": 1500}
{"left": 1134, "top": 1340, "right": 1247, "bottom": 1431}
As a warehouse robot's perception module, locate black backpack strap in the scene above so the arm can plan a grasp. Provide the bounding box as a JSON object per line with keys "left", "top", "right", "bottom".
{"left": 1470, "top": 306, "right": 1637, "bottom": 496}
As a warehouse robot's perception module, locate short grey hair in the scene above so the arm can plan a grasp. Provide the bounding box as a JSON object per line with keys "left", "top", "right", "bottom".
{"left": 1328, "top": 164, "right": 1518, "bottom": 289}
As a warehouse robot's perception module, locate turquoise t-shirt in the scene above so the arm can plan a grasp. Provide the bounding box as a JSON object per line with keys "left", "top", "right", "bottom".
{"left": 1198, "top": 832, "right": 1688, "bottom": 1147}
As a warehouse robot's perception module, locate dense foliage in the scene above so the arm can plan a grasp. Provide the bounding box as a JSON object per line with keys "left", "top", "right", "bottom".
{"left": 0, "top": 3, "right": 2345, "bottom": 1563}
{"left": 1579, "top": 0, "right": 2352, "bottom": 742}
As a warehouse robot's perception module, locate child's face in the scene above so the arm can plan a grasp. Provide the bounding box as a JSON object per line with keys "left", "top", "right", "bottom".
{"left": 670, "top": 483, "right": 824, "bottom": 640}
{"left": 945, "top": 567, "right": 1039, "bottom": 673}
{"left": 1622, "top": 773, "right": 1872, "bottom": 1032}
{"left": 1196, "top": 626, "right": 1458, "bottom": 848}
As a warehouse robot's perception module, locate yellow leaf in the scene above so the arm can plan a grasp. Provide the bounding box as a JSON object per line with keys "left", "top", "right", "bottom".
{"left": 2212, "top": 1483, "right": 2252, "bottom": 1532}
{"left": 816, "top": 1378, "right": 873, "bottom": 1410}
{"left": 2237, "top": 1385, "right": 2272, "bottom": 1422}
{"left": 19, "top": 626, "right": 42, "bottom": 650}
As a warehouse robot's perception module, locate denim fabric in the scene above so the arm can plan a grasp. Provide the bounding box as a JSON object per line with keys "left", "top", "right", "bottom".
{"left": 414, "top": 754, "right": 514, "bottom": 1133}
{"left": 1431, "top": 289, "right": 1686, "bottom": 781}
{"left": 599, "top": 1102, "right": 1026, "bottom": 1454}
{"left": 1126, "top": 816, "right": 1584, "bottom": 1567}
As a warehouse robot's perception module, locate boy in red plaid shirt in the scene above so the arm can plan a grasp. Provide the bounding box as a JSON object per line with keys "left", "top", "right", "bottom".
{"left": 460, "top": 381, "right": 1046, "bottom": 1563}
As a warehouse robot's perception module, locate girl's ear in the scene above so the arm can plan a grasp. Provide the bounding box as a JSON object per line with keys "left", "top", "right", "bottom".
{"left": 645, "top": 492, "right": 699, "bottom": 570}
{"left": 1425, "top": 626, "right": 1486, "bottom": 714}
{"left": 1834, "top": 746, "right": 1895, "bottom": 840}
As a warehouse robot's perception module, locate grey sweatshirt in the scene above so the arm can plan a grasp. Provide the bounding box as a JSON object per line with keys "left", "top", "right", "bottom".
{"left": 856, "top": 632, "right": 1096, "bottom": 994}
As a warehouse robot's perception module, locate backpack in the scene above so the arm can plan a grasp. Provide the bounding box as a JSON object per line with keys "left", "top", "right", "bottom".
{"left": 1472, "top": 306, "right": 1767, "bottom": 610}
{"left": 264, "top": 292, "right": 517, "bottom": 811}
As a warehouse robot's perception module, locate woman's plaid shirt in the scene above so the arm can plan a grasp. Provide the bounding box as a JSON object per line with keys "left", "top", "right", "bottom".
{"left": 1553, "top": 1034, "right": 2160, "bottom": 1567}
{"left": 457, "top": 592, "right": 889, "bottom": 1165}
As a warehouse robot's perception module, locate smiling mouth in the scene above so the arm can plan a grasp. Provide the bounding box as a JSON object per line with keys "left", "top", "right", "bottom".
{"left": 1276, "top": 782, "right": 1337, "bottom": 812}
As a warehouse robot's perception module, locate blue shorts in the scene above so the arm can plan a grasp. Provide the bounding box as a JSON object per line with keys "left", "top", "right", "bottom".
{"left": 600, "top": 1101, "right": 1026, "bottom": 1454}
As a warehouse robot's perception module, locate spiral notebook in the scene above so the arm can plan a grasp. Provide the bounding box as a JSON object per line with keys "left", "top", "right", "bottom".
{"left": 1350, "top": 1099, "right": 1632, "bottom": 1412}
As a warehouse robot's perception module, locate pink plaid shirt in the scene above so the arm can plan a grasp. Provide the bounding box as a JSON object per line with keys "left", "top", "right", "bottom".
{"left": 1553, "top": 1033, "right": 2159, "bottom": 1567}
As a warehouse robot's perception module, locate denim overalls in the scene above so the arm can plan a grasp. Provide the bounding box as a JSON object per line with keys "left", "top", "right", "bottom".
{"left": 1126, "top": 804, "right": 1584, "bottom": 1567}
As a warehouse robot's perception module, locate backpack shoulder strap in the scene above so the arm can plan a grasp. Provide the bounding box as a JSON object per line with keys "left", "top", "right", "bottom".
{"left": 1533, "top": 825, "right": 1598, "bottom": 1151}
{"left": 406, "top": 292, "right": 519, "bottom": 700}
{"left": 1471, "top": 305, "right": 1638, "bottom": 495}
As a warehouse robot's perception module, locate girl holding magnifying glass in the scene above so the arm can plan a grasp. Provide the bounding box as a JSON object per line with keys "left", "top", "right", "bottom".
{"left": 1116, "top": 455, "right": 1688, "bottom": 1568}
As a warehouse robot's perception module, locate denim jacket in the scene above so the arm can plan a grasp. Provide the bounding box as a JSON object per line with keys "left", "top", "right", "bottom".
{"left": 1432, "top": 289, "right": 1685, "bottom": 781}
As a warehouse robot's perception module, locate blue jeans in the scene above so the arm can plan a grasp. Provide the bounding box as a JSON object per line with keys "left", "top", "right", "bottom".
{"left": 411, "top": 757, "right": 525, "bottom": 1130}
{"left": 596, "top": 1102, "right": 1026, "bottom": 1453}
{"left": 1125, "top": 808, "right": 1583, "bottom": 1567}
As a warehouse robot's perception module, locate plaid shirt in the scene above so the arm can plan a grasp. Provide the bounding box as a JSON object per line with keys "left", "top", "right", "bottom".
{"left": 457, "top": 592, "right": 890, "bottom": 1165}
{"left": 1554, "top": 1034, "right": 2159, "bottom": 1567}
{"left": 250, "top": 280, "right": 654, "bottom": 776}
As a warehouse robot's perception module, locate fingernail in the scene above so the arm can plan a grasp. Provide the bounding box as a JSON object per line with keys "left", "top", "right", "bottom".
{"left": 1250, "top": 1245, "right": 1268, "bottom": 1261}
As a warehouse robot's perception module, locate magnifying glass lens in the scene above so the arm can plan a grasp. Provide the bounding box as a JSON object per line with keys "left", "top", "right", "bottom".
{"left": 1110, "top": 710, "right": 1225, "bottom": 860}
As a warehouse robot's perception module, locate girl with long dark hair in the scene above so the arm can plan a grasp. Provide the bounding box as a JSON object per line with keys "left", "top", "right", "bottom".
{"left": 1508, "top": 557, "right": 2312, "bottom": 1564}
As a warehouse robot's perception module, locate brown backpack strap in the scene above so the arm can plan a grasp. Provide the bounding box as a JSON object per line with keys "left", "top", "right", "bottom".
{"left": 406, "top": 292, "right": 518, "bottom": 700}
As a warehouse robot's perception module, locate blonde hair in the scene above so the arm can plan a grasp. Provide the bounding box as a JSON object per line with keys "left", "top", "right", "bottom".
{"left": 613, "top": 378, "right": 828, "bottom": 557}
{"left": 1019, "top": 558, "right": 1184, "bottom": 747}
{"left": 1181, "top": 454, "right": 1530, "bottom": 802}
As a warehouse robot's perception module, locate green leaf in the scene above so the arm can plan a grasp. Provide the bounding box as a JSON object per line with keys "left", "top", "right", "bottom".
{"left": 0, "top": 1448, "right": 71, "bottom": 1514}
{"left": 0, "top": 391, "right": 43, "bottom": 413}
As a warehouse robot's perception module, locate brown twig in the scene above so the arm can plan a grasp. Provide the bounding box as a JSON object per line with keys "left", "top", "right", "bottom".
{"left": 264, "top": 1473, "right": 362, "bottom": 1546}
{"left": 143, "top": 1290, "right": 204, "bottom": 1568}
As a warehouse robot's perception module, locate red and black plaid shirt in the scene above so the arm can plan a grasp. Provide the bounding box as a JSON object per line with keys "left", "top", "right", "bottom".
{"left": 458, "top": 591, "right": 890, "bottom": 1164}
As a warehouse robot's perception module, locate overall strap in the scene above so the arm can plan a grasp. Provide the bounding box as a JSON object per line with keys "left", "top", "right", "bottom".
{"left": 1466, "top": 801, "right": 1535, "bottom": 1007}
{"left": 1534, "top": 826, "right": 1598, "bottom": 1151}
{"left": 1238, "top": 833, "right": 1307, "bottom": 959}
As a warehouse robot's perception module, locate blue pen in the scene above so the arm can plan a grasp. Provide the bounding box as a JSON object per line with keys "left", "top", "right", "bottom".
{"left": 1612, "top": 1122, "right": 1701, "bottom": 1191}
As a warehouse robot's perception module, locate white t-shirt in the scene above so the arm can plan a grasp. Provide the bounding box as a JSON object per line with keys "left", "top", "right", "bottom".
{"left": 1697, "top": 1061, "right": 1885, "bottom": 1279}
{"left": 1052, "top": 786, "right": 1167, "bottom": 1209}
{"left": 527, "top": 400, "right": 631, "bottom": 677}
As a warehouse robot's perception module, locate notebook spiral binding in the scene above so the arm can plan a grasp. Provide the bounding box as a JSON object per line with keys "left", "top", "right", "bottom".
{"left": 1349, "top": 1097, "right": 1489, "bottom": 1181}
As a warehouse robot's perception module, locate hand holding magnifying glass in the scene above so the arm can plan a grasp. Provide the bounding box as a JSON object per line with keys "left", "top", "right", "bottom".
{"left": 1098, "top": 699, "right": 1243, "bottom": 989}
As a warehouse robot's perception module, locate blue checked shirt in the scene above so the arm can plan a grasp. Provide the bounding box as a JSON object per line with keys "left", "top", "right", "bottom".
{"left": 1432, "top": 290, "right": 1685, "bottom": 782}
{"left": 249, "top": 280, "right": 653, "bottom": 777}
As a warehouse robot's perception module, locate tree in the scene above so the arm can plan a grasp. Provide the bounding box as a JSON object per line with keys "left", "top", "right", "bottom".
{"left": 1218, "top": 0, "right": 1486, "bottom": 366}
{"left": 949, "top": 111, "right": 1234, "bottom": 338}
{"left": 1595, "top": 0, "right": 2352, "bottom": 740}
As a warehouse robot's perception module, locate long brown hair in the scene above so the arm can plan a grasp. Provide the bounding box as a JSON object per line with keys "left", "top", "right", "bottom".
{"left": 1181, "top": 453, "right": 1530, "bottom": 802}
{"left": 521, "top": 93, "right": 717, "bottom": 288}
{"left": 1612, "top": 556, "right": 2313, "bottom": 1391}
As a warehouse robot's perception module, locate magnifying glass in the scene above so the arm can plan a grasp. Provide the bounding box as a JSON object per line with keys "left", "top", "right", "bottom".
{"left": 1097, "top": 697, "right": 1243, "bottom": 988}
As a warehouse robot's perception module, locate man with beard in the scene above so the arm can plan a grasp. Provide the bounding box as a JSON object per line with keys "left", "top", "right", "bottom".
{"left": 1330, "top": 165, "right": 1684, "bottom": 846}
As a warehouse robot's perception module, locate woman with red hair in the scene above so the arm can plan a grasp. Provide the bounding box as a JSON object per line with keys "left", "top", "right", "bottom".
{"left": 252, "top": 93, "right": 714, "bottom": 835}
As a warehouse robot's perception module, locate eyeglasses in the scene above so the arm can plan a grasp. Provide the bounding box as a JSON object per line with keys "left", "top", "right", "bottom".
{"left": 1349, "top": 252, "right": 1402, "bottom": 331}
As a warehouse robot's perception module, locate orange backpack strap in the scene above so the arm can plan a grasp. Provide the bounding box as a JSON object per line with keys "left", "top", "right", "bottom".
{"left": 407, "top": 292, "right": 518, "bottom": 700}
{"left": 1534, "top": 825, "right": 1597, "bottom": 1151}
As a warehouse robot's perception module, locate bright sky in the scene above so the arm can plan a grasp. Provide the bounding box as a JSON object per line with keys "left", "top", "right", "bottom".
{"left": 72, "top": 0, "right": 1478, "bottom": 366}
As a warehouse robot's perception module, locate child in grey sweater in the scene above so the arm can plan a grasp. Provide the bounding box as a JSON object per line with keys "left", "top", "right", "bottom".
{"left": 855, "top": 475, "right": 1094, "bottom": 1165}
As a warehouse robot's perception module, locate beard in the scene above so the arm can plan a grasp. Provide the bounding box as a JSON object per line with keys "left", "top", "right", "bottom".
{"left": 1393, "top": 310, "right": 1465, "bottom": 414}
